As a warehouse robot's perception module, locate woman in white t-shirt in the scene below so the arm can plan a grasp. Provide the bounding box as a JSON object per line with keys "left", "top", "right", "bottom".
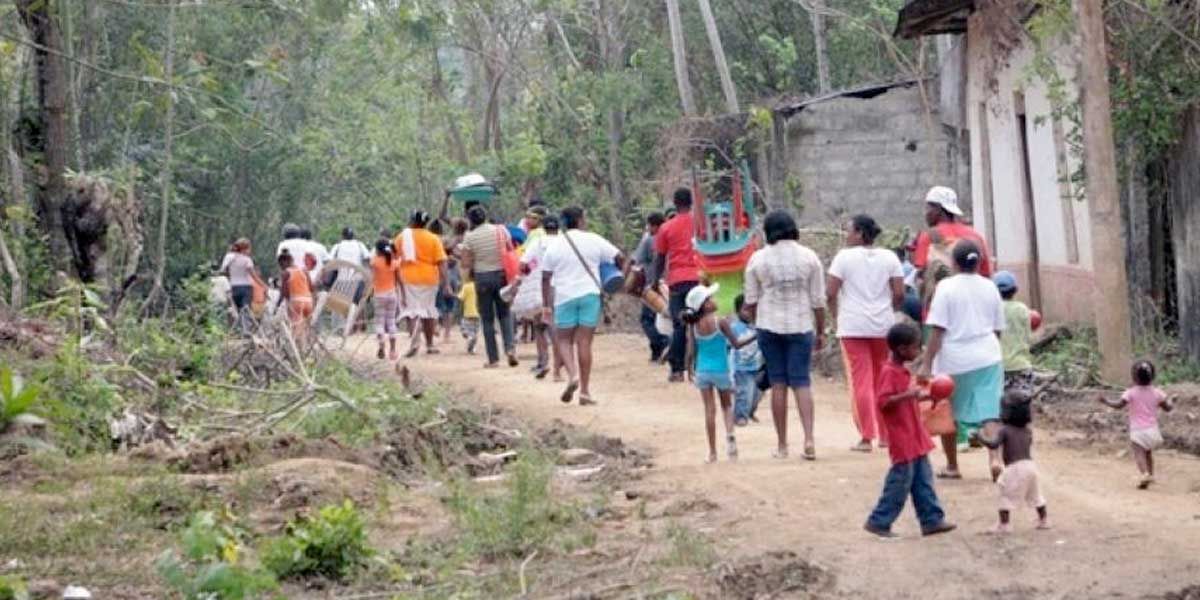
{"left": 827, "top": 215, "right": 904, "bottom": 453}
{"left": 219, "top": 238, "right": 265, "bottom": 330}
{"left": 919, "top": 239, "right": 1006, "bottom": 481}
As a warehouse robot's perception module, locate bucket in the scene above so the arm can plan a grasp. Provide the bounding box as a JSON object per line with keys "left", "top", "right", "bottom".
{"left": 641, "top": 288, "right": 667, "bottom": 315}
{"left": 599, "top": 262, "right": 624, "bottom": 295}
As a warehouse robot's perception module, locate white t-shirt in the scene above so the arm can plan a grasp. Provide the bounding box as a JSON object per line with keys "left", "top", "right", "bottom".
{"left": 512, "top": 234, "right": 557, "bottom": 313}
{"left": 925, "top": 273, "right": 1006, "bottom": 375}
{"left": 276, "top": 239, "right": 308, "bottom": 261}
{"left": 828, "top": 246, "right": 903, "bottom": 338}
{"left": 219, "top": 252, "right": 255, "bottom": 286}
{"left": 329, "top": 240, "right": 371, "bottom": 265}
{"left": 540, "top": 230, "right": 620, "bottom": 305}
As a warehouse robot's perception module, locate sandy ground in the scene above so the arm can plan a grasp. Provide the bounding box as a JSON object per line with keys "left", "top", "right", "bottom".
{"left": 352, "top": 333, "right": 1200, "bottom": 599}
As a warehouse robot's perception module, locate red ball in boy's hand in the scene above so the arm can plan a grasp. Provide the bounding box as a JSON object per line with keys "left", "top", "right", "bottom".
{"left": 1030, "top": 310, "right": 1043, "bottom": 331}
{"left": 929, "top": 375, "right": 955, "bottom": 401}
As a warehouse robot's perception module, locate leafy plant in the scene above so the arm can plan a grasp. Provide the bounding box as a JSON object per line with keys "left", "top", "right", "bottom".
{"left": 446, "top": 454, "right": 581, "bottom": 559}
{"left": 0, "top": 576, "right": 28, "bottom": 600}
{"left": 0, "top": 367, "right": 40, "bottom": 430}
{"left": 661, "top": 522, "right": 717, "bottom": 569}
{"left": 156, "top": 510, "right": 279, "bottom": 600}
{"left": 260, "top": 500, "right": 372, "bottom": 581}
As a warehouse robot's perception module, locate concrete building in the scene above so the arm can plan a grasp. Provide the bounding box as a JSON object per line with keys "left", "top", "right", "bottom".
{"left": 765, "top": 79, "right": 970, "bottom": 229}
{"left": 896, "top": 0, "right": 1097, "bottom": 324}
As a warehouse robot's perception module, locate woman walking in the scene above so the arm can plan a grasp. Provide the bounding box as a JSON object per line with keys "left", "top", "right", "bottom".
{"left": 513, "top": 215, "right": 564, "bottom": 379}
{"left": 919, "top": 239, "right": 1007, "bottom": 480}
{"left": 220, "top": 238, "right": 265, "bottom": 331}
{"left": 395, "top": 210, "right": 452, "bottom": 357}
{"left": 540, "top": 206, "right": 624, "bottom": 405}
{"left": 460, "top": 205, "right": 519, "bottom": 368}
{"left": 743, "top": 210, "right": 827, "bottom": 460}
{"left": 827, "top": 215, "right": 904, "bottom": 452}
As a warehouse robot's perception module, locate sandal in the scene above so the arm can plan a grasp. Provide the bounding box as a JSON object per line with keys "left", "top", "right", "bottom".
{"left": 376, "top": 347, "right": 385, "bottom": 360}
{"left": 771, "top": 447, "right": 789, "bottom": 460}
{"left": 404, "top": 346, "right": 419, "bottom": 359}
{"left": 507, "top": 352, "right": 520, "bottom": 367}
{"left": 561, "top": 380, "right": 579, "bottom": 403}
{"left": 937, "top": 469, "right": 963, "bottom": 480}
{"left": 704, "top": 453, "right": 718, "bottom": 464}
{"left": 578, "top": 394, "right": 597, "bottom": 406}
{"left": 534, "top": 365, "right": 550, "bottom": 380}
{"left": 802, "top": 443, "right": 816, "bottom": 461}
{"left": 426, "top": 347, "right": 440, "bottom": 355}
{"left": 850, "top": 441, "right": 873, "bottom": 453}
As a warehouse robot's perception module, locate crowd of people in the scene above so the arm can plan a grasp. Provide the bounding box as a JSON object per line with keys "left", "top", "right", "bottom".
{"left": 216, "top": 184, "right": 1177, "bottom": 539}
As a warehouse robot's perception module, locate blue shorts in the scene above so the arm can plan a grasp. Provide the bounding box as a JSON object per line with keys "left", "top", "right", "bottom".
{"left": 758, "top": 330, "right": 814, "bottom": 388}
{"left": 694, "top": 370, "right": 734, "bottom": 391}
{"left": 555, "top": 294, "right": 602, "bottom": 329}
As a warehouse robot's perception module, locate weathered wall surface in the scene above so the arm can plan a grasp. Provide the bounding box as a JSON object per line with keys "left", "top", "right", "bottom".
{"left": 773, "top": 81, "right": 969, "bottom": 230}
{"left": 965, "top": 11, "right": 1095, "bottom": 324}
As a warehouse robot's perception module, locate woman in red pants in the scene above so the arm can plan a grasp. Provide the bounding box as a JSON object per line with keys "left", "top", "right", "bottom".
{"left": 827, "top": 214, "right": 905, "bottom": 452}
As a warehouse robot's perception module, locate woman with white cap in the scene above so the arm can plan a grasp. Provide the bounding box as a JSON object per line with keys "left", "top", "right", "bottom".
{"left": 743, "top": 209, "right": 827, "bottom": 461}
{"left": 682, "top": 283, "right": 757, "bottom": 463}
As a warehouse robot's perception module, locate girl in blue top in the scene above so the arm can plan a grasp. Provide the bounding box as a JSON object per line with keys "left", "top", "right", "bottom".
{"left": 683, "top": 284, "right": 758, "bottom": 463}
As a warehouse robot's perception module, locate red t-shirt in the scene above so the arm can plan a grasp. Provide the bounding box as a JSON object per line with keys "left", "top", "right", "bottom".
{"left": 654, "top": 211, "right": 700, "bottom": 286}
{"left": 877, "top": 360, "right": 934, "bottom": 465}
{"left": 912, "top": 222, "right": 993, "bottom": 277}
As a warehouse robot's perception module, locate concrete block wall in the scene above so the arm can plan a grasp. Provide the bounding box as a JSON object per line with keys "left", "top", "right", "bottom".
{"left": 774, "top": 82, "right": 969, "bottom": 231}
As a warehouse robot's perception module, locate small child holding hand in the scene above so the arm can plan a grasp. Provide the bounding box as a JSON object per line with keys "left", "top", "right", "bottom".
{"left": 864, "top": 322, "right": 956, "bottom": 538}
{"left": 1097, "top": 360, "right": 1175, "bottom": 489}
{"left": 978, "top": 391, "right": 1049, "bottom": 533}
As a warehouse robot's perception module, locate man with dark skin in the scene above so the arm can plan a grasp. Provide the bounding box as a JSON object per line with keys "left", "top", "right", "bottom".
{"left": 654, "top": 188, "right": 702, "bottom": 382}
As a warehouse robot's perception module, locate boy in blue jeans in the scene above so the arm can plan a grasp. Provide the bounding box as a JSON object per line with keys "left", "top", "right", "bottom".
{"left": 864, "top": 322, "right": 957, "bottom": 538}
{"left": 730, "top": 295, "right": 762, "bottom": 426}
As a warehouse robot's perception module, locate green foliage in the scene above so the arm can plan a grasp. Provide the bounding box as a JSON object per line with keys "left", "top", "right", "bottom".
{"left": 25, "top": 280, "right": 110, "bottom": 337}
{"left": 33, "top": 341, "right": 119, "bottom": 454}
{"left": 445, "top": 453, "right": 583, "bottom": 559}
{"left": 0, "top": 576, "right": 28, "bottom": 600}
{"left": 156, "top": 510, "right": 280, "bottom": 600}
{"left": 260, "top": 500, "right": 373, "bottom": 581}
{"left": 0, "top": 368, "right": 40, "bottom": 429}
{"left": 660, "top": 522, "right": 717, "bottom": 569}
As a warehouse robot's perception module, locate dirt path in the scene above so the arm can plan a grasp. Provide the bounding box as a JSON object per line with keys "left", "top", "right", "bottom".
{"left": 352, "top": 333, "right": 1200, "bottom": 599}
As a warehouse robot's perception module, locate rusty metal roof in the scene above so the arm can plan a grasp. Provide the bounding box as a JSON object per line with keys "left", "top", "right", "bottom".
{"left": 893, "top": 0, "right": 973, "bottom": 38}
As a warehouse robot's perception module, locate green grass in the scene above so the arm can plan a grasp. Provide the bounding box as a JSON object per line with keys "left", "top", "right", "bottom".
{"left": 659, "top": 522, "right": 717, "bottom": 569}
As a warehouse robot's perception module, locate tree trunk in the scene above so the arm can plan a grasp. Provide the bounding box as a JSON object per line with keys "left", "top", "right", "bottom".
{"left": 1169, "top": 107, "right": 1200, "bottom": 362}
{"left": 598, "top": 0, "right": 626, "bottom": 210}
{"left": 808, "top": 0, "right": 831, "bottom": 93}
{"left": 696, "top": 0, "right": 739, "bottom": 113}
{"left": 665, "top": 0, "right": 697, "bottom": 116}
{"left": 15, "top": 0, "right": 72, "bottom": 275}
{"left": 2, "top": 146, "right": 27, "bottom": 308}
{"left": 430, "top": 45, "right": 469, "bottom": 165}
{"left": 145, "top": 0, "right": 177, "bottom": 310}
{"left": 1074, "top": 0, "right": 1133, "bottom": 383}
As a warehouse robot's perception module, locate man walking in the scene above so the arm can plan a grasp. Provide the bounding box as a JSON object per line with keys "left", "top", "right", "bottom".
{"left": 632, "top": 212, "right": 668, "bottom": 362}
{"left": 654, "top": 188, "right": 701, "bottom": 382}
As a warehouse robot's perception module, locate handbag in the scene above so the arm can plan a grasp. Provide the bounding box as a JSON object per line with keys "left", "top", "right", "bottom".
{"left": 562, "top": 231, "right": 615, "bottom": 325}
{"left": 919, "top": 398, "right": 956, "bottom": 436}
{"left": 495, "top": 226, "right": 520, "bottom": 284}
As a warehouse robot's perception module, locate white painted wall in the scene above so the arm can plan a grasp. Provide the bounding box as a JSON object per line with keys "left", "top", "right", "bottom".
{"left": 964, "top": 14, "right": 1094, "bottom": 272}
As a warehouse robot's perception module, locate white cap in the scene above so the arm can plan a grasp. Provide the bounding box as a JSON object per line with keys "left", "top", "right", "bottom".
{"left": 924, "top": 185, "right": 963, "bottom": 217}
{"left": 685, "top": 284, "right": 720, "bottom": 313}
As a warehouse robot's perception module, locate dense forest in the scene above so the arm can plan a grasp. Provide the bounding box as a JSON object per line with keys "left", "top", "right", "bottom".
{"left": 0, "top": 0, "right": 925, "bottom": 305}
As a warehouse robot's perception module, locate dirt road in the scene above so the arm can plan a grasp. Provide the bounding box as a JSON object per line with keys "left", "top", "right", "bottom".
{"left": 359, "top": 333, "right": 1200, "bottom": 599}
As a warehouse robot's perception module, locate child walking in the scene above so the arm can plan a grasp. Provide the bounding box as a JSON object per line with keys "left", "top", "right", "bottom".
{"left": 457, "top": 278, "right": 480, "bottom": 354}
{"left": 370, "top": 239, "right": 405, "bottom": 360}
{"left": 978, "top": 392, "right": 1049, "bottom": 533}
{"left": 730, "top": 294, "right": 762, "bottom": 426}
{"left": 682, "top": 284, "right": 756, "bottom": 464}
{"left": 864, "top": 322, "right": 957, "bottom": 538}
{"left": 1097, "top": 360, "right": 1175, "bottom": 488}
{"left": 993, "top": 271, "right": 1034, "bottom": 394}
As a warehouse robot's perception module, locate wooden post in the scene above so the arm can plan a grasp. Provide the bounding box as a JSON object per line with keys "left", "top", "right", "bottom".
{"left": 1074, "top": 0, "right": 1133, "bottom": 382}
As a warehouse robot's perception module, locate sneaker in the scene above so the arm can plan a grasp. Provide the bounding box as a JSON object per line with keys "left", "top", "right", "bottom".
{"left": 921, "top": 521, "right": 957, "bottom": 537}
{"left": 735, "top": 418, "right": 748, "bottom": 427}
{"left": 863, "top": 522, "right": 898, "bottom": 538}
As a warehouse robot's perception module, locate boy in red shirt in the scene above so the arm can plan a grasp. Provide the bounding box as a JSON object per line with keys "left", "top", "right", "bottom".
{"left": 864, "top": 322, "right": 957, "bottom": 538}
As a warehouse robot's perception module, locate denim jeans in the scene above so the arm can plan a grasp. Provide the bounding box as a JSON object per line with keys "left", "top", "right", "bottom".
{"left": 667, "top": 281, "right": 698, "bottom": 374}
{"left": 639, "top": 305, "right": 669, "bottom": 358}
{"left": 733, "top": 371, "right": 761, "bottom": 420}
{"left": 866, "top": 455, "right": 945, "bottom": 532}
{"left": 474, "top": 270, "right": 515, "bottom": 364}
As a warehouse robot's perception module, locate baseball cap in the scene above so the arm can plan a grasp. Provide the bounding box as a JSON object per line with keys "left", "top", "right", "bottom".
{"left": 685, "top": 284, "right": 720, "bottom": 313}
{"left": 924, "top": 186, "right": 964, "bottom": 217}
{"left": 993, "top": 270, "right": 1018, "bottom": 293}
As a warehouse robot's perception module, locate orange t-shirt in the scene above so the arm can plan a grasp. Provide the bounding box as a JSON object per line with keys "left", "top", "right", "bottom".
{"left": 285, "top": 266, "right": 312, "bottom": 299}
{"left": 913, "top": 222, "right": 993, "bottom": 277}
{"left": 394, "top": 228, "right": 447, "bottom": 287}
{"left": 371, "top": 255, "right": 401, "bottom": 294}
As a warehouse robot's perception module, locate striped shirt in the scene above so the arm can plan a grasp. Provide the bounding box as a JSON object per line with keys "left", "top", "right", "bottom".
{"left": 744, "top": 240, "right": 826, "bottom": 334}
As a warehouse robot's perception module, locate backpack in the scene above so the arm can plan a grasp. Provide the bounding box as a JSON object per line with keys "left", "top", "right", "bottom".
{"left": 919, "top": 229, "right": 956, "bottom": 310}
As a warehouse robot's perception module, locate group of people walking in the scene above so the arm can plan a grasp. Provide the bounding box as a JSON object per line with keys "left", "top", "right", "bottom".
{"left": 218, "top": 183, "right": 1178, "bottom": 539}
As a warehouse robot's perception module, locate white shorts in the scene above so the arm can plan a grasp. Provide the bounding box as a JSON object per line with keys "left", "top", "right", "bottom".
{"left": 997, "top": 459, "right": 1045, "bottom": 511}
{"left": 1130, "top": 427, "right": 1163, "bottom": 451}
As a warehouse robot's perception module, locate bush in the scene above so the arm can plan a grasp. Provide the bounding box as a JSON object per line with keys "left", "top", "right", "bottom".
{"left": 156, "top": 510, "right": 279, "bottom": 600}
{"left": 260, "top": 500, "right": 373, "bottom": 581}
{"left": 0, "top": 576, "right": 28, "bottom": 600}
{"left": 446, "top": 454, "right": 580, "bottom": 559}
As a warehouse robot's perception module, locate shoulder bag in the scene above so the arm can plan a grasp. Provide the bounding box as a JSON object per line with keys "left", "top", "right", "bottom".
{"left": 562, "top": 231, "right": 614, "bottom": 325}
